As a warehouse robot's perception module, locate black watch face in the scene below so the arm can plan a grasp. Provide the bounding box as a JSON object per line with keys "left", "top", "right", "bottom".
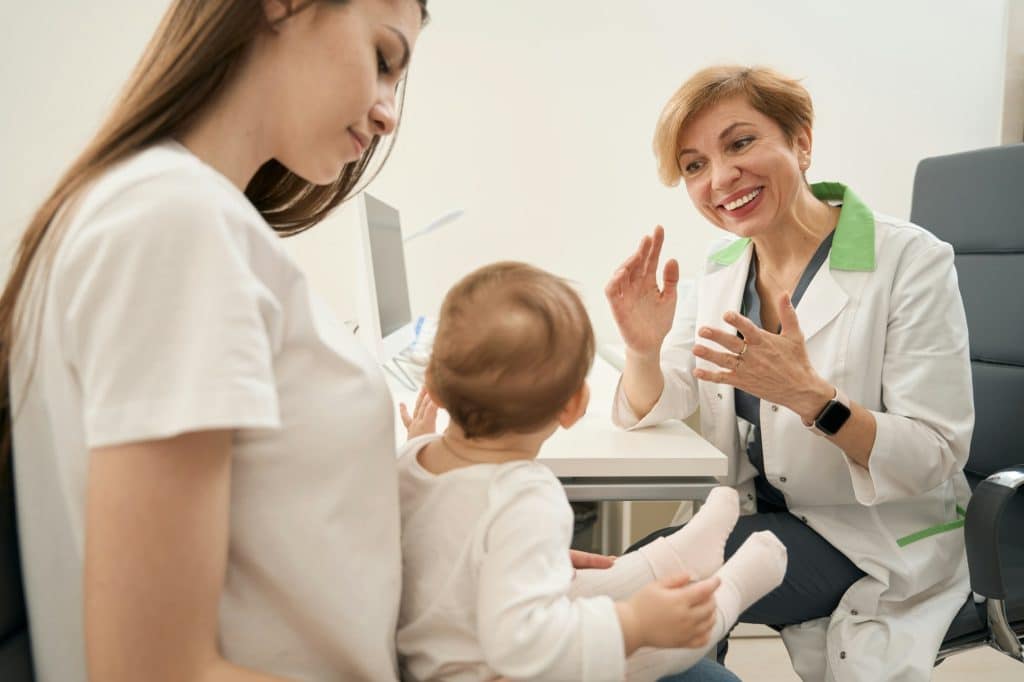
{"left": 817, "top": 401, "right": 852, "bottom": 436}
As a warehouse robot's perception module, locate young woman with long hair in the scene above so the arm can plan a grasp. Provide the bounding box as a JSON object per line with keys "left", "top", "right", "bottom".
{"left": 1, "top": 1, "right": 427, "bottom": 679}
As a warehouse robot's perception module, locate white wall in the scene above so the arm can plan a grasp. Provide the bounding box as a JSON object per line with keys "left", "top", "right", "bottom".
{"left": 0, "top": 1, "right": 167, "bottom": 262}
{"left": 1004, "top": 0, "right": 1024, "bottom": 142}
{"left": 2, "top": 1, "right": 1013, "bottom": 341}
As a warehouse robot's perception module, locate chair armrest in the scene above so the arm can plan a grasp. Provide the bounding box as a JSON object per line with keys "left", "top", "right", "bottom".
{"left": 964, "top": 466, "right": 1024, "bottom": 659}
{"left": 964, "top": 465, "right": 1024, "bottom": 600}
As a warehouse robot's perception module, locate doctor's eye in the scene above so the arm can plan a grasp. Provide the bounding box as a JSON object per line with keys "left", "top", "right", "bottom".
{"left": 731, "top": 136, "right": 755, "bottom": 151}
{"left": 682, "top": 159, "right": 705, "bottom": 175}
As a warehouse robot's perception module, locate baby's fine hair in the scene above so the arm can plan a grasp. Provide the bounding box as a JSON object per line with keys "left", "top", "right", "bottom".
{"left": 427, "top": 262, "right": 596, "bottom": 439}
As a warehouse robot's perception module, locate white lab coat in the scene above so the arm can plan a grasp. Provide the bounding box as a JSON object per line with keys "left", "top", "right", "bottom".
{"left": 614, "top": 202, "right": 974, "bottom": 681}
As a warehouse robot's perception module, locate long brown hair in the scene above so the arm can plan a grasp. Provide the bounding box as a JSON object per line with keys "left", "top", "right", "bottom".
{"left": 0, "top": 0, "right": 428, "bottom": 474}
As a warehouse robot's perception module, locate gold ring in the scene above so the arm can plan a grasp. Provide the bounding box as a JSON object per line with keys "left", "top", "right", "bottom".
{"left": 738, "top": 341, "right": 748, "bottom": 357}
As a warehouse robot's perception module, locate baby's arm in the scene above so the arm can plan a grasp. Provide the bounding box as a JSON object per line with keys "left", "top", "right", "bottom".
{"left": 476, "top": 471, "right": 627, "bottom": 681}
{"left": 475, "top": 469, "right": 742, "bottom": 681}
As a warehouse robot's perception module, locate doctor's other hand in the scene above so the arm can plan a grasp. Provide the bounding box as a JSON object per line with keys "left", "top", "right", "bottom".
{"left": 692, "top": 292, "right": 833, "bottom": 422}
{"left": 616, "top": 574, "right": 720, "bottom": 653}
{"left": 605, "top": 225, "right": 680, "bottom": 357}
{"left": 400, "top": 387, "right": 439, "bottom": 441}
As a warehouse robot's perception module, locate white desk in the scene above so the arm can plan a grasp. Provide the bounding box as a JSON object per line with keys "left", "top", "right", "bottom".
{"left": 388, "top": 354, "right": 727, "bottom": 500}
{"left": 388, "top": 354, "right": 727, "bottom": 553}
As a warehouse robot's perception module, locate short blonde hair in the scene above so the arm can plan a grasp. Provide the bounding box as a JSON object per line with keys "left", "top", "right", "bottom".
{"left": 427, "top": 262, "right": 595, "bottom": 439}
{"left": 653, "top": 65, "right": 814, "bottom": 186}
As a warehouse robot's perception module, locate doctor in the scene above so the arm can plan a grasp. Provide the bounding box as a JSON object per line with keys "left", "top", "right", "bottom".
{"left": 606, "top": 65, "right": 974, "bottom": 681}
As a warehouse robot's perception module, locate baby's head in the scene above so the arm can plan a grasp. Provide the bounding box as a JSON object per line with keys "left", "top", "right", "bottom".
{"left": 427, "top": 262, "right": 595, "bottom": 440}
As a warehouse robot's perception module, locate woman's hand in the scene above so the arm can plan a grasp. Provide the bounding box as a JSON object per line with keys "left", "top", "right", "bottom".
{"left": 569, "top": 549, "right": 616, "bottom": 570}
{"left": 400, "top": 387, "right": 439, "bottom": 440}
{"left": 692, "top": 292, "right": 833, "bottom": 423}
{"left": 605, "top": 226, "right": 680, "bottom": 358}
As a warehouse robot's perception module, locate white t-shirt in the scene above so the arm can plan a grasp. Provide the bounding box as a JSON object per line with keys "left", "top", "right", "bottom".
{"left": 9, "top": 140, "right": 402, "bottom": 681}
{"left": 396, "top": 434, "right": 625, "bottom": 682}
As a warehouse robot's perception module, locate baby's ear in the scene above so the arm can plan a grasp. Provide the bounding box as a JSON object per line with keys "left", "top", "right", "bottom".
{"left": 558, "top": 382, "right": 590, "bottom": 429}
{"left": 423, "top": 367, "right": 446, "bottom": 409}
{"left": 263, "top": 0, "right": 290, "bottom": 25}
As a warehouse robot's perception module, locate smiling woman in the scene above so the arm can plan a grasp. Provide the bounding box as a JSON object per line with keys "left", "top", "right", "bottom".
{"left": 606, "top": 65, "right": 975, "bottom": 681}
{"left": 0, "top": 1, "right": 430, "bottom": 681}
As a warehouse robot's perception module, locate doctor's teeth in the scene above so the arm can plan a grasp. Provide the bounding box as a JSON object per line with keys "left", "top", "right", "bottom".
{"left": 725, "top": 188, "right": 762, "bottom": 211}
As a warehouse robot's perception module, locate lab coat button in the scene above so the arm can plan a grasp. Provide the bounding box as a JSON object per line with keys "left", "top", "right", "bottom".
{"left": 851, "top": 610, "right": 859, "bottom": 616}
{"left": 799, "top": 515, "right": 807, "bottom": 523}
{"left": 717, "top": 392, "right": 723, "bottom": 400}
{"left": 840, "top": 651, "right": 847, "bottom": 660}
{"left": 779, "top": 476, "right": 787, "bottom": 483}
{"left": 770, "top": 404, "right": 779, "bottom": 412}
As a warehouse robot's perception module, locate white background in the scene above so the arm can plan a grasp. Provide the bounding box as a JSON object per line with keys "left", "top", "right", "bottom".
{"left": 2, "top": 0, "right": 1020, "bottom": 340}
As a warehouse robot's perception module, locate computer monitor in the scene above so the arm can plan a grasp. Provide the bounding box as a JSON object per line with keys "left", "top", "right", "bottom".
{"left": 355, "top": 193, "right": 416, "bottom": 362}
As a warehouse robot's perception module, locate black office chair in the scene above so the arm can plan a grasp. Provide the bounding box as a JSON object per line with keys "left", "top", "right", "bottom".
{"left": 0, "top": 454, "right": 34, "bottom": 680}
{"left": 909, "top": 143, "right": 1024, "bottom": 665}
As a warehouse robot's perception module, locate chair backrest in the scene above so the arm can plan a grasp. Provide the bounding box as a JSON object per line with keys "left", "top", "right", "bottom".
{"left": 909, "top": 144, "right": 1024, "bottom": 481}
{"left": 0, "top": 454, "right": 33, "bottom": 679}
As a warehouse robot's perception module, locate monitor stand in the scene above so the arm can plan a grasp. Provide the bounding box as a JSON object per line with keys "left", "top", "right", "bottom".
{"left": 379, "top": 319, "right": 423, "bottom": 391}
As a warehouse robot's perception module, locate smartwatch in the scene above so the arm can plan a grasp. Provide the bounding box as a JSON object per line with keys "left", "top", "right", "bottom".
{"left": 805, "top": 387, "right": 851, "bottom": 436}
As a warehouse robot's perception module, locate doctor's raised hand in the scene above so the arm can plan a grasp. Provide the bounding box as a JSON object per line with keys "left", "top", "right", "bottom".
{"left": 604, "top": 225, "right": 681, "bottom": 417}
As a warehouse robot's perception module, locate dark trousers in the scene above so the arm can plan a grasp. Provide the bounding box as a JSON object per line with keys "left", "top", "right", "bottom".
{"left": 628, "top": 509, "right": 867, "bottom": 661}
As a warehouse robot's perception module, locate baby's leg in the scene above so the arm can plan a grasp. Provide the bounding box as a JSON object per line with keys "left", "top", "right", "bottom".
{"left": 638, "top": 487, "right": 740, "bottom": 581}
{"left": 624, "top": 531, "right": 787, "bottom": 681}
{"left": 570, "top": 551, "right": 655, "bottom": 600}
{"left": 571, "top": 487, "right": 740, "bottom": 601}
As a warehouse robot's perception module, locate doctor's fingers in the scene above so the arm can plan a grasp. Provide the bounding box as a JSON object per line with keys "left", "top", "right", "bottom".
{"left": 722, "top": 311, "right": 766, "bottom": 345}
{"left": 692, "top": 366, "right": 741, "bottom": 387}
{"left": 697, "top": 325, "right": 747, "bottom": 354}
{"left": 641, "top": 226, "right": 666, "bottom": 279}
{"left": 606, "top": 245, "right": 648, "bottom": 298}
{"left": 625, "top": 234, "right": 653, "bottom": 284}
{"left": 692, "top": 344, "right": 743, "bottom": 370}
{"left": 604, "top": 265, "right": 631, "bottom": 300}
{"left": 661, "top": 258, "right": 680, "bottom": 297}
{"left": 776, "top": 292, "right": 806, "bottom": 340}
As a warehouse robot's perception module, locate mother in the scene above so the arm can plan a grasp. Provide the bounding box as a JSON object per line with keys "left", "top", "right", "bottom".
{"left": 606, "top": 65, "right": 974, "bottom": 681}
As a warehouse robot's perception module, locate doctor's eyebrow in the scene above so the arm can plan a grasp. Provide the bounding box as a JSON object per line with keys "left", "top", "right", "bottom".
{"left": 677, "top": 121, "right": 756, "bottom": 159}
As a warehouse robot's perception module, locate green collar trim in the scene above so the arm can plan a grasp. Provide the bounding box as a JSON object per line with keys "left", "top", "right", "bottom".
{"left": 708, "top": 182, "right": 875, "bottom": 271}
{"left": 708, "top": 237, "right": 750, "bottom": 266}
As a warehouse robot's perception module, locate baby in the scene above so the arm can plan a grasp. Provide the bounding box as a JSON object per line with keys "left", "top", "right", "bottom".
{"left": 396, "top": 262, "right": 787, "bottom": 681}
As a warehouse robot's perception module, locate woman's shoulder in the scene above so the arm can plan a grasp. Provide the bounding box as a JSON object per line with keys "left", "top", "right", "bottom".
{"left": 55, "top": 141, "right": 288, "bottom": 277}
{"left": 871, "top": 212, "right": 954, "bottom": 268}
{"left": 67, "top": 140, "right": 270, "bottom": 248}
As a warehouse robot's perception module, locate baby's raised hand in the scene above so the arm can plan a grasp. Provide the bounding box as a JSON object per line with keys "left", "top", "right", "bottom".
{"left": 400, "top": 387, "right": 439, "bottom": 440}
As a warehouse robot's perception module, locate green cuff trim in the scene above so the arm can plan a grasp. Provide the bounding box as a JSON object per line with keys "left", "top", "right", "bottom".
{"left": 896, "top": 505, "right": 967, "bottom": 548}
{"left": 707, "top": 182, "right": 876, "bottom": 271}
